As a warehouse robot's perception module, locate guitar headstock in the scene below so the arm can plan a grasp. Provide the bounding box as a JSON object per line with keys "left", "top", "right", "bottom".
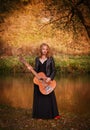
{"left": 19, "top": 56, "right": 27, "bottom": 64}
{"left": 19, "top": 56, "right": 33, "bottom": 71}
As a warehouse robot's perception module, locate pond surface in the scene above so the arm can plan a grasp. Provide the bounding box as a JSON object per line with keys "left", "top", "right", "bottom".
{"left": 0, "top": 73, "right": 90, "bottom": 115}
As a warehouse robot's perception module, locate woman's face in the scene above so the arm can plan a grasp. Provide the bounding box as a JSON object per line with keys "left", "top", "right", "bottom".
{"left": 41, "top": 45, "right": 48, "bottom": 55}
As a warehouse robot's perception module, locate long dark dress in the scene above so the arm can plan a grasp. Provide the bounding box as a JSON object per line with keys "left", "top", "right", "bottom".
{"left": 32, "top": 59, "right": 59, "bottom": 119}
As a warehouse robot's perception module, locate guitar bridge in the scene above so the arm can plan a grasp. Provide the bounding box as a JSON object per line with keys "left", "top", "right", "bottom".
{"left": 45, "top": 86, "right": 53, "bottom": 93}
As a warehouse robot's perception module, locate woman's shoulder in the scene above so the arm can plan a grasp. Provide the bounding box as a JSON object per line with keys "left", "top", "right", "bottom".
{"left": 47, "top": 56, "right": 55, "bottom": 62}
{"left": 48, "top": 56, "right": 54, "bottom": 60}
{"left": 35, "top": 56, "right": 54, "bottom": 61}
{"left": 35, "top": 56, "right": 39, "bottom": 61}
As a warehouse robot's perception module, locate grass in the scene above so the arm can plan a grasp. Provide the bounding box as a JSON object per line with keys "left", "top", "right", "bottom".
{"left": 54, "top": 54, "right": 90, "bottom": 74}
{"left": 0, "top": 55, "right": 90, "bottom": 74}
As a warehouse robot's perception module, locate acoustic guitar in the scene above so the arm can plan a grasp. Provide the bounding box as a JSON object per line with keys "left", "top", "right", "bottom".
{"left": 19, "top": 56, "right": 56, "bottom": 95}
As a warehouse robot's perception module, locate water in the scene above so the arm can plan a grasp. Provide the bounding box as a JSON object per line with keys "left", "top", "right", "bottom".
{"left": 0, "top": 73, "right": 90, "bottom": 115}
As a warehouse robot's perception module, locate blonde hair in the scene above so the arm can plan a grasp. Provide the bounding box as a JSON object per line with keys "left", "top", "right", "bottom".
{"left": 39, "top": 43, "right": 51, "bottom": 57}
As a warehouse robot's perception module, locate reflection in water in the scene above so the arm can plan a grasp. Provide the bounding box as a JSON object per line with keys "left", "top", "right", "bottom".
{"left": 0, "top": 74, "right": 90, "bottom": 114}
{"left": 0, "top": 74, "right": 33, "bottom": 108}
{"left": 55, "top": 75, "right": 90, "bottom": 114}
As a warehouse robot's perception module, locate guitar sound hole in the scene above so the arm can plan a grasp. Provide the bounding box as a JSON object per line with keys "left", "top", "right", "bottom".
{"left": 40, "top": 78, "right": 44, "bottom": 81}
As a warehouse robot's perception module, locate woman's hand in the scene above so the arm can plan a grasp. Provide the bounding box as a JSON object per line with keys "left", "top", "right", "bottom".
{"left": 46, "top": 77, "right": 51, "bottom": 83}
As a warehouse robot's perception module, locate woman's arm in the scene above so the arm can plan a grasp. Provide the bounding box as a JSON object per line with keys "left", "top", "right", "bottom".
{"left": 49, "top": 57, "right": 56, "bottom": 80}
{"left": 34, "top": 57, "right": 39, "bottom": 72}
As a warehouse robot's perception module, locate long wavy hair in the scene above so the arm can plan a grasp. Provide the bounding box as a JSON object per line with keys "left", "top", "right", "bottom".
{"left": 38, "top": 43, "right": 51, "bottom": 58}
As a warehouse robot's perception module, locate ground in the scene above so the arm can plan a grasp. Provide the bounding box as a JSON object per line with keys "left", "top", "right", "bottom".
{"left": 0, "top": 105, "right": 90, "bottom": 130}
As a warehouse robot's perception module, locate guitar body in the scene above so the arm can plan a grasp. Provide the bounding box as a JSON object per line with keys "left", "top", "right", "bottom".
{"left": 33, "top": 72, "right": 56, "bottom": 95}
{"left": 19, "top": 56, "right": 56, "bottom": 95}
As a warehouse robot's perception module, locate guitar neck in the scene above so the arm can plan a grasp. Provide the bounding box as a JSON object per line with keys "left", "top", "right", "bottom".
{"left": 22, "top": 61, "right": 39, "bottom": 79}
{"left": 30, "top": 67, "right": 39, "bottom": 79}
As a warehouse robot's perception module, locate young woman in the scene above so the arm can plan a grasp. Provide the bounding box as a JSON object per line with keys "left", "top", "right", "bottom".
{"left": 32, "top": 43, "right": 60, "bottom": 119}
